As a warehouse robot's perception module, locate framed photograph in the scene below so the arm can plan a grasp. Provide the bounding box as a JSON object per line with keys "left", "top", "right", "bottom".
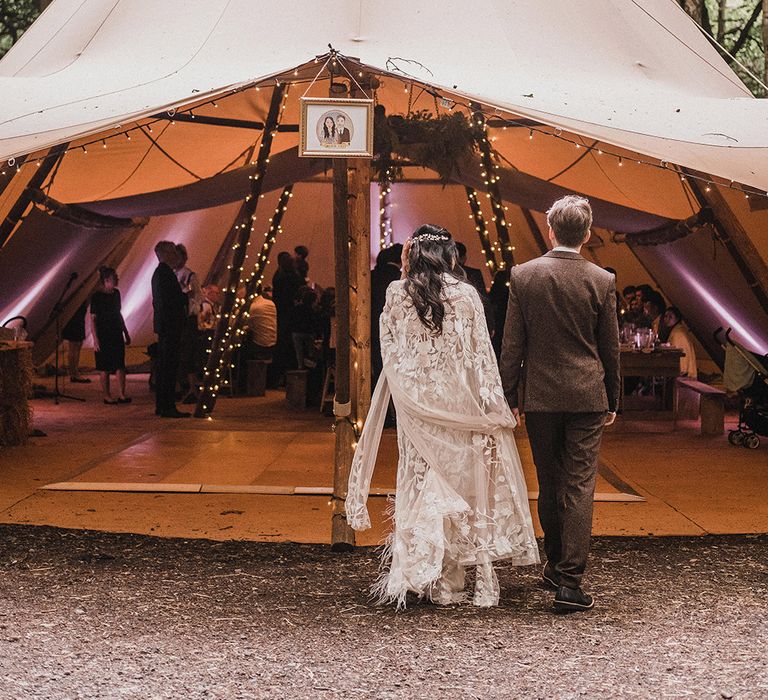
{"left": 299, "top": 97, "right": 374, "bottom": 158}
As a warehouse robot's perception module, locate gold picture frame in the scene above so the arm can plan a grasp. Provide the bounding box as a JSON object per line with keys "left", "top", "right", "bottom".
{"left": 299, "top": 97, "right": 374, "bottom": 158}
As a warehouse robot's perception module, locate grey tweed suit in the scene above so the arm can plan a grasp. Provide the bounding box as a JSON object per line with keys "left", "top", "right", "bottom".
{"left": 500, "top": 250, "right": 620, "bottom": 589}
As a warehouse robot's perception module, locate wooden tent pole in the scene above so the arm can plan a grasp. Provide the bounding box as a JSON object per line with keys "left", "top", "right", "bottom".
{"left": 194, "top": 83, "right": 286, "bottom": 417}
{"left": 331, "top": 155, "right": 356, "bottom": 550}
{"left": 204, "top": 145, "right": 257, "bottom": 285}
{"left": 225, "top": 185, "right": 293, "bottom": 339}
{"left": 465, "top": 185, "right": 499, "bottom": 274}
{"left": 0, "top": 144, "right": 67, "bottom": 247}
{"left": 521, "top": 207, "right": 549, "bottom": 255}
{"left": 331, "top": 76, "right": 373, "bottom": 549}
{"left": 685, "top": 177, "right": 768, "bottom": 315}
{"left": 348, "top": 158, "right": 372, "bottom": 423}
{"left": 472, "top": 104, "right": 515, "bottom": 269}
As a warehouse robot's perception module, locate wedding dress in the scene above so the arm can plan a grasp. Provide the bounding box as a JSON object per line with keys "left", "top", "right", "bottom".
{"left": 346, "top": 277, "right": 539, "bottom": 609}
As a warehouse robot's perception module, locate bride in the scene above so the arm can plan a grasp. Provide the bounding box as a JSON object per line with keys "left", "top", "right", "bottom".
{"left": 346, "top": 224, "right": 539, "bottom": 608}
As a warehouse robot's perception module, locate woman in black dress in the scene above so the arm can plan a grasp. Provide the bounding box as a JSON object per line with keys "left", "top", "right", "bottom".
{"left": 90, "top": 267, "right": 131, "bottom": 404}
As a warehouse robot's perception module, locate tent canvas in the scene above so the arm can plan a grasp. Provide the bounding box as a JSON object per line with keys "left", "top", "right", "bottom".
{"left": 1, "top": 0, "right": 767, "bottom": 366}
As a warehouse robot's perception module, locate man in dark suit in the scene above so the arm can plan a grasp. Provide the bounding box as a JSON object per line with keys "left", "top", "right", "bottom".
{"left": 456, "top": 241, "right": 494, "bottom": 336}
{"left": 152, "top": 240, "right": 189, "bottom": 418}
{"left": 500, "top": 195, "right": 620, "bottom": 613}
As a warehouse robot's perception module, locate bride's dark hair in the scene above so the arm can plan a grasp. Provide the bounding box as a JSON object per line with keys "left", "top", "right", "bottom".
{"left": 403, "top": 224, "right": 465, "bottom": 334}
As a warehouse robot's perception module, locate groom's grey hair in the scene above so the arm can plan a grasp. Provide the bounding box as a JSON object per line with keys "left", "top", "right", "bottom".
{"left": 546, "top": 195, "right": 592, "bottom": 247}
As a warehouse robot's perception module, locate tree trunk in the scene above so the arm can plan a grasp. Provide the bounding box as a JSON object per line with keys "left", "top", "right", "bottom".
{"left": 764, "top": 0, "right": 768, "bottom": 87}
{"left": 680, "top": 0, "right": 702, "bottom": 25}
{"left": 717, "top": 0, "right": 727, "bottom": 42}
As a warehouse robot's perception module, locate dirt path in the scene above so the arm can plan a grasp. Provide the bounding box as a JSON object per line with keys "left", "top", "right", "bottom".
{"left": 0, "top": 526, "right": 765, "bottom": 699}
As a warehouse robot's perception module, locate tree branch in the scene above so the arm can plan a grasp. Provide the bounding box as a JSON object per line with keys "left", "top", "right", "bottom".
{"left": 729, "top": 1, "right": 763, "bottom": 57}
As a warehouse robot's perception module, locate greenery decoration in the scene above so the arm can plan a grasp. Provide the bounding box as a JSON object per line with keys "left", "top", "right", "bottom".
{"left": 374, "top": 108, "right": 484, "bottom": 184}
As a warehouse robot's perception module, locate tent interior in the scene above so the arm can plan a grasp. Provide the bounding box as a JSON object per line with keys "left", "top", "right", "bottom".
{"left": 1, "top": 0, "right": 768, "bottom": 371}
{"left": 2, "top": 73, "right": 768, "bottom": 373}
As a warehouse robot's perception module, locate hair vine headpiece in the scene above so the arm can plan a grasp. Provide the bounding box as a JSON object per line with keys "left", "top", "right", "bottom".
{"left": 413, "top": 232, "right": 450, "bottom": 242}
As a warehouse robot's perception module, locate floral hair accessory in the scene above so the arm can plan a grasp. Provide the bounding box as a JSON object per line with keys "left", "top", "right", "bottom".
{"left": 413, "top": 232, "right": 450, "bottom": 242}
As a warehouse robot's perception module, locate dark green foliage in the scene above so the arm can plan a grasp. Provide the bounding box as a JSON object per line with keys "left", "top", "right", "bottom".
{"left": 0, "top": 0, "right": 40, "bottom": 58}
{"left": 374, "top": 109, "right": 483, "bottom": 184}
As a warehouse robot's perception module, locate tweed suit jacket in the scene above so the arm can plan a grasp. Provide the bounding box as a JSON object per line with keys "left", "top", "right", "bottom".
{"left": 500, "top": 251, "right": 620, "bottom": 413}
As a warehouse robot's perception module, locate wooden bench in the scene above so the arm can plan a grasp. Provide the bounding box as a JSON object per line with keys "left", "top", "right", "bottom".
{"left": 674, "top": 377, "right": 726, "bottom": 435}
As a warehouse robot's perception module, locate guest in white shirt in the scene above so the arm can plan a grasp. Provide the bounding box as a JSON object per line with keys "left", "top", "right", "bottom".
{"left": 663, "top": 306, "right": 697, "bottom": 378}
{"left": 247, "top": 286, "right": 278, "bottom": 360}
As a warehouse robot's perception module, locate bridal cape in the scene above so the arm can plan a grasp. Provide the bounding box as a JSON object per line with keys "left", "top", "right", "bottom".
{"left": 346, "top": 277, "right": 539, "bottom": 608}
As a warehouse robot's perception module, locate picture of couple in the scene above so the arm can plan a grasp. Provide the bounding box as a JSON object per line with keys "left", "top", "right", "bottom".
{"left": 299, "top": 97, "right": 373, "bottom": 158}
{"left": 318, "top": 111, "right": 352, "bottom": 147}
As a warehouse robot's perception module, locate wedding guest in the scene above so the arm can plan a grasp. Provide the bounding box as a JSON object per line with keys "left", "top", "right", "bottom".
{"left": 456, "top": 242, "right": 494, "bottom": 336}
{"left": 152, "top": 241, "right": 188, "bottom": 418}
{"left": 319, "top": 286, "right": 336, "bottom": 367}
{"left": 62, "top": 300, "right": 91, "bottom": 383}
{"left": 291, "top": 288, "right": 321, "bottom": 369}
{"left": 604, "top": 267, "right": 623, "bottom": 324}
{"left": 174, "top": 243, "right": 203, "bottom": 404}
{"left": 90, "top": 267, "right": 131, "bottom": 405}
{"left": 621, "top": 285, "right": 640, "bottom": 326}
{"left": 622, "top": 285, "right": 637, "bottom": 309}
{"left": 489, "top": 269, "right": 511, "bottom": 359}
{"left": 272, "top": 251, "right": 302, "bottom": 382}
{"left": 247, "top": 287, "right": 278, "bottom": 361}
{"left": 198, "top": 284, "right": 220, "bottom": 333}
{"left": 664, "top": 307, "right": 697, "bottom": 377}
{"left": 370, "top": 244, "right": 402, "bottom": 389}
{"left": 294, "top": 245, "right": 310, "bottom": 283}
{"left": 196, "top": 284, "right": 220, "bottom": 382}
{"left": 642, "top": 290, "right": 667, "bottom": 338}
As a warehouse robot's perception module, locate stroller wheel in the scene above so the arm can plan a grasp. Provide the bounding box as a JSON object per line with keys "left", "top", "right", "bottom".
{"left": 744, "top": 434, "right": 760, "bottom": 449}
{"left": 728, "top": 430, "right": 744, "bottom": 446}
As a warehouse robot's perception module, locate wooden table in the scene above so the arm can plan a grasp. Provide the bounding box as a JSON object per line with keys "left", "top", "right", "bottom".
{"left": 620, "top": 348, "right": 683, "bottom": 417}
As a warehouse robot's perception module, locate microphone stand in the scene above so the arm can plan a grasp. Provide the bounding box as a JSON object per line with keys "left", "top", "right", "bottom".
{"left": 46, "top": 273, "right": 85, "bottom": 404}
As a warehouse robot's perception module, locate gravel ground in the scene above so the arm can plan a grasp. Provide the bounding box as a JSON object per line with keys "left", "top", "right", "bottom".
{"left": 0, "top": 525, "right": 765, "bottom": 699}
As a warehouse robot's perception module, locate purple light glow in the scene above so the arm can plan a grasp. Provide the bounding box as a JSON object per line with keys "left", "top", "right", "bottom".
{"left": 676, "top": 262, "right": 768, "bottom": 354}
{"left": 0, "top": 255, "right": 70, "bottom": 324}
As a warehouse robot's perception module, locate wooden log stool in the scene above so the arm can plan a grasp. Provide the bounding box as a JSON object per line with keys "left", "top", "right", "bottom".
{"left": 285, "top": 369, "right": 309, "bottom": 410}
{"left": 674, "top": 376, "right": 726, "bottom": 435}
{"left": 246, "top": 359, "right": 271, "bottom": 397}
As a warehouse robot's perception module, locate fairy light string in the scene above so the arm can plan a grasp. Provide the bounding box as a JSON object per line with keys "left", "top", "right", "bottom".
{"left": 194, "top": 82, "right": 288, "bottom": 418}
{"left": 472, "top": 105, "right": 515, "bottom": 269}
{"left": 378, "top": 167, "right": 394, "bottom": 249}
{"left": 1, "top": 54, "right": 764, "bottom": 206}
{"left": 465, "top": 186, "right": 498, "bottom": 272}
{"left": 218, "top": 184, "right": 294, "bottom": 377}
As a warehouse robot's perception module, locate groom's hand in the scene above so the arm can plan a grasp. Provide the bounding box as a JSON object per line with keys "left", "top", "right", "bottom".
{"left": 604, "top": 411, "right": 617, "bottom": 426}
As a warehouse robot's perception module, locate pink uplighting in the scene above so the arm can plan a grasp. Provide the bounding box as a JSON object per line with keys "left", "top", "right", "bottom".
{"left": 677, "top": 264, "right": 768, "bottom": 354}
{"left": 0, "top": 255, "right": 70, "bottom": 324}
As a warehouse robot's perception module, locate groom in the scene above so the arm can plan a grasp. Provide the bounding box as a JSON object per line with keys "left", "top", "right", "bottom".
{"left": 500, "top": 195, "right": 620, "bottom": 613}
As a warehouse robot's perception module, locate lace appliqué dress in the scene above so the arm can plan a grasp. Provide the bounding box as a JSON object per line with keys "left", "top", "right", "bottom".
{"left": 346, "top": 278, "right": 539, "bottom": 608}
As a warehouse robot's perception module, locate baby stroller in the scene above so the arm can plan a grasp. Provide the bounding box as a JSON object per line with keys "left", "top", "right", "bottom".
{"left": 716, "top": 327, "right": 768, "bottom": 449}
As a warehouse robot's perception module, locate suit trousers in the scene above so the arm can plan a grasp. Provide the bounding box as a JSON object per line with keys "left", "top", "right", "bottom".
{"left": 525, "top": 411, "right": 605, "bottom": 590}
{"left": 155, "top": 329, "right": 182, "bottom": 414}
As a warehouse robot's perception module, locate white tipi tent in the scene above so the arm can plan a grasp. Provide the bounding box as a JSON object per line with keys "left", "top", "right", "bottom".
{"left": 1, "top": 0, "right": 767, "bottom": 363}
